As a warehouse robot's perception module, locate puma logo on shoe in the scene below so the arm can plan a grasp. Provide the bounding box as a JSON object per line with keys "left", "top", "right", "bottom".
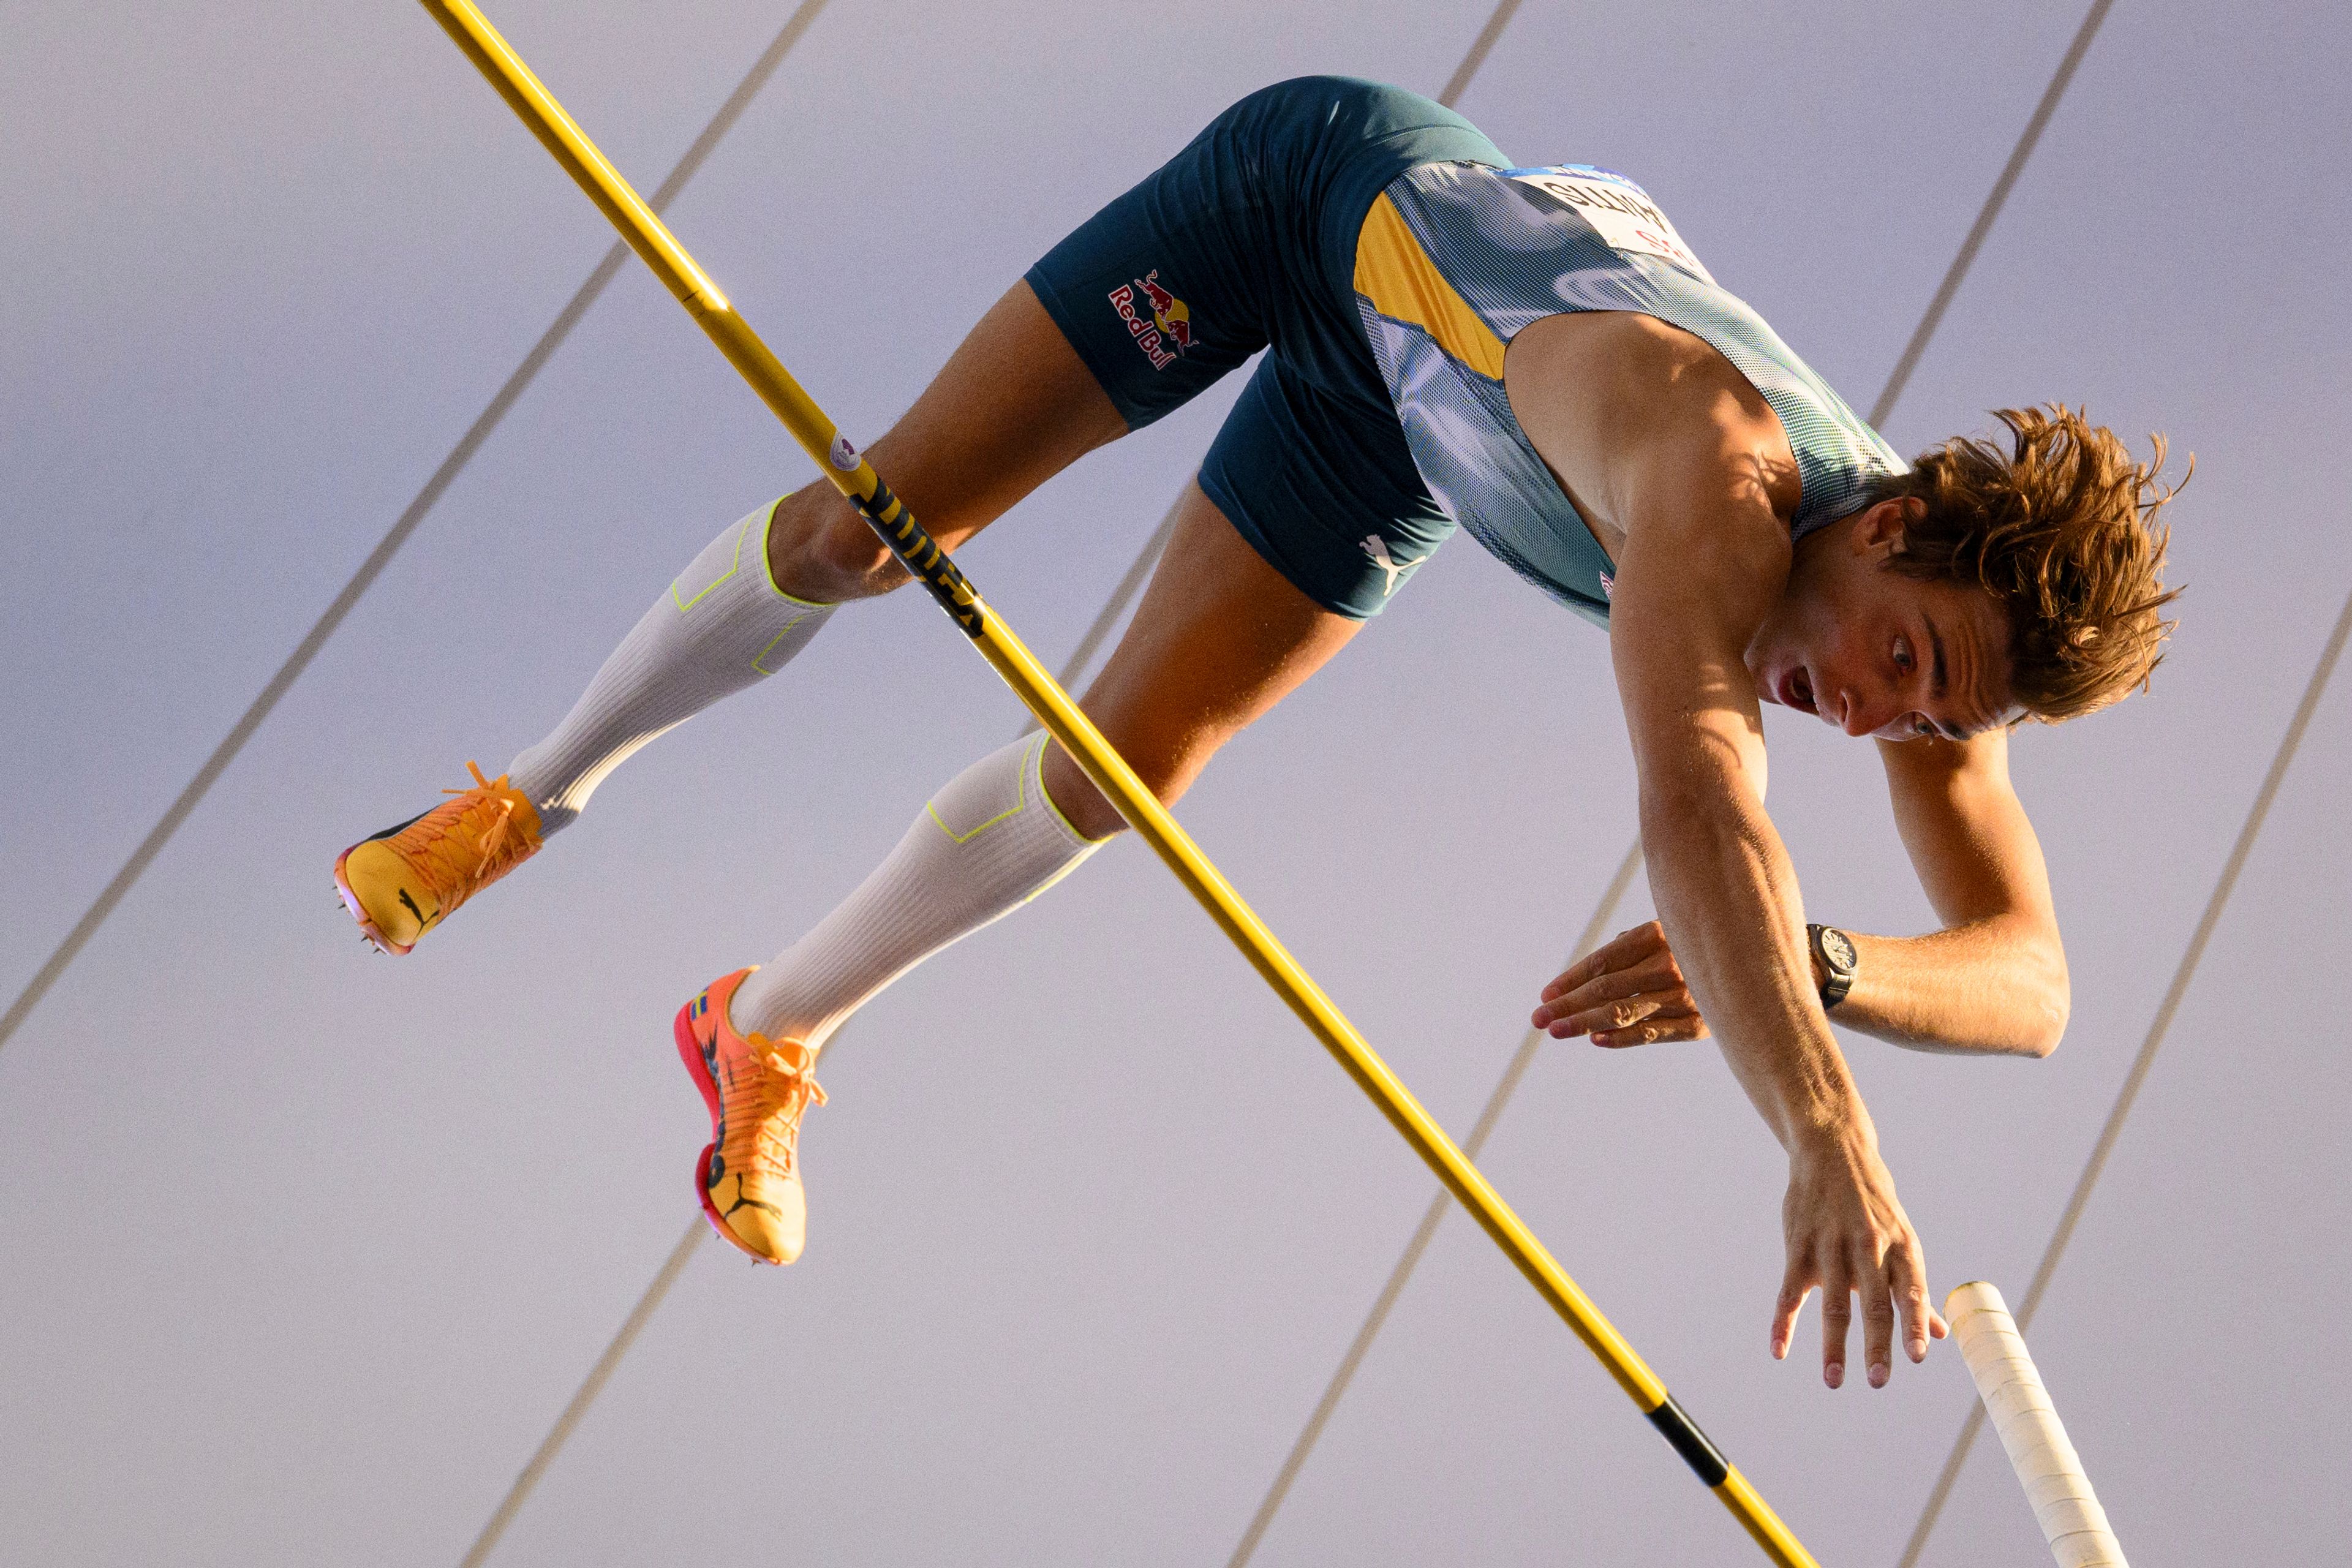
{"left": 677, "top": 971, "right": 822, "bottom": 1265}
{"left": 331, "top": 765, "right": 543, "bottom": 955}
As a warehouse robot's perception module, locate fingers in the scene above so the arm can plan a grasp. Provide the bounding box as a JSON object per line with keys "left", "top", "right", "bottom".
{"left": 1848, "top": 1230, "right": 1935, "bottom": 1387}
{"left": 1589, "top": 1005, "right": 1708, "bottom": 1048}
{"left": 1889, "top": 1236, "right": 1932, "bottom": 1365}
{"left": 1820, "top": 1259, "right": 1853, "bottom": 1389}
{"left": 1781, "top": 1152, "right": 1936, "bottom": 1390}
{"left": 1800, "top": 1259, "right": 1930, "bottom": 1389}
{"left": 1538, "top": 922, "right": 1664, "bottom": 1003}
{"left": 1584, "top": 988, "right": 1672, "bottom": 1033}
{"left": 1531, "top": 925, "right": 1698, "bottom": 1042}
{"left": 1861, "top": 1242, "right": 1898, "bottom": 1387}
{"left": 1536, "top": 924, "right": 1665, "bottom": 1003}
{"left": 1771, "top": 1257, "right": 1811, "bottom": 1362}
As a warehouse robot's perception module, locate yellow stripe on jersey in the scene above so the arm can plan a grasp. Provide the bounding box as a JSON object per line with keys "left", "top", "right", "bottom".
{"left": 1353, "top": 192, "right": 1506, "bottom": 380}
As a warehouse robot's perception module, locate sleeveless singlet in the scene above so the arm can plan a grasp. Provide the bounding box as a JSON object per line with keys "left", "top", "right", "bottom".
{"left": 1352, "top": 160, "right": 1906, "bottom": 628}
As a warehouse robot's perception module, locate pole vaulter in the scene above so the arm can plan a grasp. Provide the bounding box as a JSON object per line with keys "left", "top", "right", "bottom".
{"left": 414, "top": 1, "right": 1817, "bottom": 1559}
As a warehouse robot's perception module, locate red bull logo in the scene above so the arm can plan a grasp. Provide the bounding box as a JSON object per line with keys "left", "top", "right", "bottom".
{"left": 1136, "top": 271, "right": 1193, "bottom": 352}
{"left": 1108, "top": 268, "right": 1193, "bottom": 370}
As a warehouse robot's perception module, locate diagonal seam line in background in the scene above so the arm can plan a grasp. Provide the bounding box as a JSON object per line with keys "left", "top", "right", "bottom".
{"left": 1229, "top": 1, "right": 2116, "bottom": 1559}
{"left": 0, "top": 0, "right": 835, "bottom": 1060}
{"left": 1437, "top": 0, "right": 1526, "bottom": 108}
{"left": 1225, "top": 842, "right": 1642, "bottom": 1568}
{"left": 1892, "top": 578, "right": 2352, "bottom": 1568}
{"left": 1869, "top": 0, "right": 2115, "bottom": 429}
{"left": 457, "top": 1219, "right": 707, "bottom": 1568}
{"left": 448, "top": 4, "right": 1532, "bottom": 1560}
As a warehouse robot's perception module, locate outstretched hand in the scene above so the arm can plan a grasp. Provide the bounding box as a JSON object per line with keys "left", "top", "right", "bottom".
{"left": 1531, "top": 921, "right": 1711, "bottom": 1046}
{"left": 1773, "top": 1127, "right": 1948, "bottom": 1387}
{"left": 1536, "top": 923, "right": 1947, "bottom": 1385}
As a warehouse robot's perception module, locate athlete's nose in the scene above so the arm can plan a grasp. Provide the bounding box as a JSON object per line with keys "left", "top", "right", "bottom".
{"left": 1834, "top": 685, "right": 1887, "bottom": 737}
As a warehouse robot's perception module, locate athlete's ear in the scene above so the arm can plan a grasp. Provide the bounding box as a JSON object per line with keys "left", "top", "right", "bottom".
{"left": 1851, "top": 497, "right": 1923, "bottom": 562}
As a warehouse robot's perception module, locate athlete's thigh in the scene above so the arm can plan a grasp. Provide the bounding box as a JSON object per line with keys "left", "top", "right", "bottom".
{"left": 765, "top": 281, "right": 1126, "bottom": 601}
{"left": 856, "top": 279, "right": 1128, "bottom": 549}
{"left": 1041, "top": 481, "right": 1361, "bottom": 838}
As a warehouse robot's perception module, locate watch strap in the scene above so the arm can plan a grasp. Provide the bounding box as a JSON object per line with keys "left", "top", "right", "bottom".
{"left": 1807, "top": 924, "right": 1855, "bottom": 1009}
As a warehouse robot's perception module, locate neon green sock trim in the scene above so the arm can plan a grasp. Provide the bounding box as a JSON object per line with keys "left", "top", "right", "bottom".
{"left": 668, "top": 513, "right": 748, "bottom": 612}
{"left": 758, "top": 494, "right": 835, "bottom": 609}
{"left": 751, "top": 607, "right": 826, "bottom": 674}
{"left": 924, "top": 733, "right": 1033, "bottom": 843}
{"left": 1031, "top": 731, "right": 1118, "bottom": 845}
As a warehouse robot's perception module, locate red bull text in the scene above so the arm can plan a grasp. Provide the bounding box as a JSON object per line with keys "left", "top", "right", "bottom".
{"left": 1109, "top": 269, "right": 1192, "bottom": 369}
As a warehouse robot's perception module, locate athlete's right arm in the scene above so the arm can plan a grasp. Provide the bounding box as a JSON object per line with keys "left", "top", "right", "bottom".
{"left": 1513, "top": 313, "right": 1940, "bottom": 1387}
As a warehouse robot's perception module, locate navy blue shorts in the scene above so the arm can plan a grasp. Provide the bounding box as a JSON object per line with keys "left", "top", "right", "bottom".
{"left": 1024, "top": 77, "right": 1507, "bottom": 619}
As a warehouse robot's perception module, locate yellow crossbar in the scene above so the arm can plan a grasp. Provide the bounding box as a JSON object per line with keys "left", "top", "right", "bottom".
{"left": 415, "top": 7, "right": 1820, "bottom": 1561}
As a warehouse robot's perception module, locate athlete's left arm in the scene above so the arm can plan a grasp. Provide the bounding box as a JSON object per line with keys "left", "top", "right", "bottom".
{"left": 1847, "top": 728, "right": 2070, "bottom": 1055}
{"left": 1532, "top": 687, "right": 2071, "bottom": 1057}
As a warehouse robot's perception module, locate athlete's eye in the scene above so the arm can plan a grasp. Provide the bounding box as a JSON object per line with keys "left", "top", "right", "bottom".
{"left": 1910, "top": 714, "right": 1936, "bottom": 740}
{"left": 1893, "top": 636, "right": 1914, "bottom": 673}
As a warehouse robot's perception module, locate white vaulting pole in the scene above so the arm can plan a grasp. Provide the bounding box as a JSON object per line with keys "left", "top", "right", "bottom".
{"left": 1945, "top": 1282, "right": 2128, "bottom": 1567}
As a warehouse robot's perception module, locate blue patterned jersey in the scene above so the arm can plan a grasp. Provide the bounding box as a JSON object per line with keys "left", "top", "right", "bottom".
{"left": 1352, "top": 160, "right": 1905, "bottom": 627}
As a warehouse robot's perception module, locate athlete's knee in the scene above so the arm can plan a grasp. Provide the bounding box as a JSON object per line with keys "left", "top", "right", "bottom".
{"left": 1040, "top": 743, "right": 1126, "bottom": 842}
{"left": 764, "top": 481, "right": 910, "bottom": 603}
{"left": 1039, "top": 726, "right": 1213, "bottom": 842}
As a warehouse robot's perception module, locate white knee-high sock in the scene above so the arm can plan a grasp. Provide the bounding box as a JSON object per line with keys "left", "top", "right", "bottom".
{"left": 507, "top": 501, "right": 834, "bottom": 834}
{"left": 728, "top": 734, "right": 1107, "bottom": 1048}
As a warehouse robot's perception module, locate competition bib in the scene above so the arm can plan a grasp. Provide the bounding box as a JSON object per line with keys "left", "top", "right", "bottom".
{"left": 1507, "top": 167, "right": 1716, "bottom": 287}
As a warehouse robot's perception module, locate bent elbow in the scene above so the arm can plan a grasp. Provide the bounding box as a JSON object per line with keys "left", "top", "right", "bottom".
{"left": 2010, "top": 926, "right": 2070, "bottom": 1058}
{"left": 2024, "top": 984, "right": 2070, "bottom": 1059}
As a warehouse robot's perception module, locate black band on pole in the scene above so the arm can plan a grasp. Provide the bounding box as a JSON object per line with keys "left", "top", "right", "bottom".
{"left": 852, "top": 473, "right": 986, "bottom": 637}
{"left": 1645, "top": 1395, "right": 1730, "bottom": 1488}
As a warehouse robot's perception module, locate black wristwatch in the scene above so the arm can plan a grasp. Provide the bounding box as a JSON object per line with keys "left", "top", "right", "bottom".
{"left": 1807, "top": 924, "right": 1857, "bottom": 1009}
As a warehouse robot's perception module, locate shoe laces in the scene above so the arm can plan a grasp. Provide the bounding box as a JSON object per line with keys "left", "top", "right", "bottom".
{"left": 404, "top": 762, "right": 538, "bottom": 911}
{"left": 737, "top": 1035, "right": 826, "bottom": 1179}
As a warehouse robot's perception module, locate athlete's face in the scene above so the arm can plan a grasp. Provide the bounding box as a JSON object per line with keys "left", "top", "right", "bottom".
{"left": 1746, "top": 500, "right": 2019, "bottom": 742}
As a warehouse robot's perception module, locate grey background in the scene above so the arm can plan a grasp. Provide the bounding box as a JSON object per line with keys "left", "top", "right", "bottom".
{"left": 3, "top": 1, "right": 2345, "bottom": 1562}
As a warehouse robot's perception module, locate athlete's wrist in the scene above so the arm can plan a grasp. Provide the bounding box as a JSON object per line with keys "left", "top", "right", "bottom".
{"left": 1807, "top": 923, "right": 1858, "bottom": 1009}
{"left": 1787, "top": 1080, "right": 1873, "bottom": 1155}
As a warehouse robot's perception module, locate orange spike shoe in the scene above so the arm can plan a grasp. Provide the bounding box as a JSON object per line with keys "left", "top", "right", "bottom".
{"left": 333, "top": 763, "right": 543, "bottom": 955}
{"left": 676, "top": 968, "right": 827, "bottom": 1265}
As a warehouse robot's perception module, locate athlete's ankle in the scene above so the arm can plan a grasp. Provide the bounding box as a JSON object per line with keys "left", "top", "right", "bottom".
{"left": 723, "top": 977, "right": 775, "bottom": 1044}
{"left": 522, "top": 797, "right": 578, "bottom": 838}
{"left": 502, "top": 748, "right": 585, "bottom": 838}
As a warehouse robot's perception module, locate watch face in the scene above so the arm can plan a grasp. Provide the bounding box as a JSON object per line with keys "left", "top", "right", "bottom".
{"left": 1820, "top": 929, "right": 1858, "bottom": 973}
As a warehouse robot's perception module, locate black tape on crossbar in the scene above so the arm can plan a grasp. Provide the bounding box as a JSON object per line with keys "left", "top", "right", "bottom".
{"left": 854, "top": 475, "right": 986, "bottom": 638}
{"left": 1645, "top": 1395, "right": 1730, "bottom": 1488}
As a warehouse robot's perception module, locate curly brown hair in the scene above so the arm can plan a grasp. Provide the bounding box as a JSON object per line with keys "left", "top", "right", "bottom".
{"left": 1870, "top": 405, "right": 2185, "bottom": 722}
